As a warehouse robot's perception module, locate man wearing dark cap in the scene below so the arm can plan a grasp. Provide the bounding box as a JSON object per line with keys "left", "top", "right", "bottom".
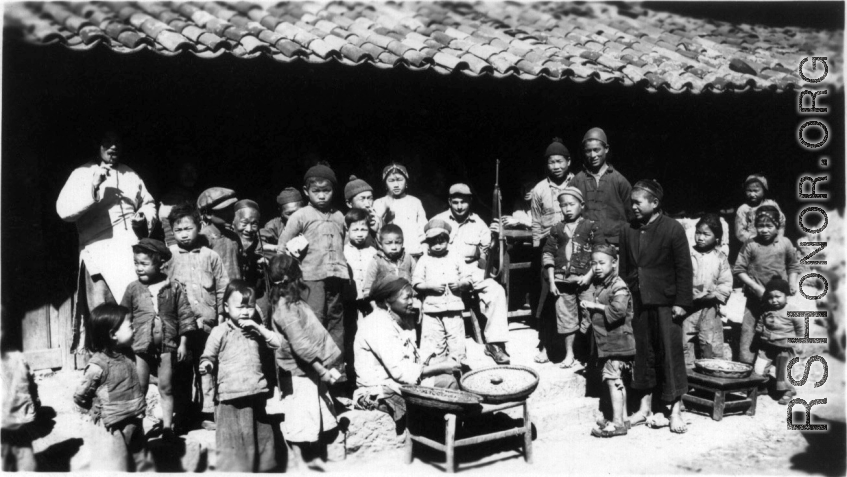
{"left": 432, "top": 184, "right": 511, "bottom": 364}
{"left": 619, "top": 179, "right": 693, "bottom": 434}
{"left": 57, "top": 130, "right": 157, "bottom": 347}
{"left": 260, "top": 187, "right": 304, "bottom": 249}
{"left": 198, "top": 187, "right": 241, "bottom": 281}
{"left": 570, "top": 127, "right": 633, "bottom": 247}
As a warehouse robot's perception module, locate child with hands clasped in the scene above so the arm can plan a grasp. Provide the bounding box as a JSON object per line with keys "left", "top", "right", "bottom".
{"left": 121, "top": 238, "right": 195, "bottom": 439}
{"left": 754, "top": 276, "right": 805, "bottom": 405}
{"left": 268, "top": 255, "right": 343, "bottom": 470}
{"left": 373, "top": 163, "right": 428, "bottom": 257}
{"left": 413, "top": 219, "right": 478, "bottom": 365}
{"left": 683, "top": 215, "right": 733, "bottom": 366}
{"left": 581, "top": 245, "right": 635, "bottom": 438}
{"left": 73, "top": 304, "right": 150, "bottom": 471}
{"left": 733, "top": 205, "right": 799, "bottom": 364}
{"left": 200, "top": 280, "right": 280, "bottom": 472}
{"left": 542, "top": 187, "right": 604, "bottom": 369}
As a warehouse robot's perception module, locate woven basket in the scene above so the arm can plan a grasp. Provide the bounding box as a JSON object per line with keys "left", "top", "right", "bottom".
{"left": 399, "top": 385, "right": 483, "bottom": 412}
{"left": 694, "top": 359, "right": 753, "bottom": 379}
{"left": 460, "top": 365, "right": 540, "bottom": 403}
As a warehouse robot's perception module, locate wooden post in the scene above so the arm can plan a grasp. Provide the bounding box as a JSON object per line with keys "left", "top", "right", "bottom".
{"left": 444, "top": 413, "right": 456, "bottom": 473}
{"left": 404, "top": 408, "right": 414, "bottom": 465}
{"left": 747, "top": 386, "right": 759, "bottom": 416}
{"left": 712, "top": 390, "right": 726, "bottom": 421}
{"left": 523, "top": 399, "right": 533, "bottom": 464}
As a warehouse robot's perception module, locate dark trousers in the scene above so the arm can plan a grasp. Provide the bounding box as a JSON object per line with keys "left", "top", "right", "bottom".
{"left": 738, "top": 292, "right": 762, "bottom": 365}
{"left": 631, "top": 303, "right": 689, "bottom": 402}
{"left": 216, "top": 395, "right": 278, "bottom": 472}
{"left": 304, "top": 278, "right": 345, "bottom": 371}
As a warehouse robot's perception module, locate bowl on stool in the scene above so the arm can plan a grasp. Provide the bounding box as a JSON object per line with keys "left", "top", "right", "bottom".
{"left": 694, "top": 359, "right": 753, "bottom": 379}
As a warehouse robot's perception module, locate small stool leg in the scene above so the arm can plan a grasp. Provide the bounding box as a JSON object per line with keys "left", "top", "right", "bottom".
{"left": 445, "top": 413, "right": 457, "bottom": 473}
{"left": 523, "top": 400, "right": 533, "bottom": 464}
{"left": 747, "top": 386, "right": 759, "bottom": 416}
{"left": 713, "top": 390, "right": 726, "bottom": 421}
{"left": 405, "top": 408, "right": 414, "bottom": 464}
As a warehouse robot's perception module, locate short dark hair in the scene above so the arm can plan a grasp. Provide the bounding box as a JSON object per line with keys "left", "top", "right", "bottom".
{"left": 380, "top": 224, "right": 404, "bottom": 239}
{"left": 88, "top": 303, "right": 130, "bottom": 354}
{"left": 345, "top": 208, "right": 370, "bottom": 227}
{"left": 223, "top": 279, "right": 256, "bottom": 307}
{"left": 168, "top": 202, "right": 200, "bottom": 228}
{"left": 696, "top": 214, "right": 724, "bottom": 242}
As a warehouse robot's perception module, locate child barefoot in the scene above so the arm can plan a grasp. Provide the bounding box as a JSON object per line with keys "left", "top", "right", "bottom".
{"left": 200, "top": 280, "right": 280, "bottom": 472}
{"left": 542, "top": 187, "right": 604, "bottom": 368}
{"left": 373, "top": 163, "right": 427, "bottom": 258}
{"left": 754, "top": 276, "right": 804, "bottom": 405}
{"left": 74, "top": 304, "right": 149, "bottom": 471}
{"left": 733, "top": 206, "right": 799, "bottom": 364}
{"left": 268, "top": 255, "right": 343, "bottom": 470}
{"left": 121, "top": 239, "right": 195, "bottom": 439}
{"left": 582, "top": 245, "right": 634, "bottom": 438}
{"left": 683, "top": 215, "right": 732, "bottom": 367}
{"left": 734, "top": 174, "right": 786, "bottom": 243}
{"left": 619, "top": 180, "right": 693, "bottom": 434}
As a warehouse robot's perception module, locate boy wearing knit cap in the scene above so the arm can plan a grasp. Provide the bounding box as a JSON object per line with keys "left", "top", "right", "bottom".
{"left": 278, "top": 164, "right": 350, "bottom": 377}
{"left": 260, "top": 187, "right": 304, "bottom": 249}
{"left": 570, "top": 127, "right": 633, "bottom": 247}
{"left": 345, "top": 175, "right": 383, "bottom": 247}
{"left": 582, "top": 244, "right": 635, "bottom": 437}
{"left": 734, "top": 174, "right": 786, "bottom": 243}
{"left": 412, "top": 219, "right": 479, "bottom": 365}
{"left": 619, "top": 179, "right": 693, "bottom": 434}
{"left": 754, "top": 276, "right": 803, "bottom": 404}
{"left": 541, "top": 186, "right": 605, "bottom": 368}
{"left": 198, "top": 187, "right": 242, "bottom": 281}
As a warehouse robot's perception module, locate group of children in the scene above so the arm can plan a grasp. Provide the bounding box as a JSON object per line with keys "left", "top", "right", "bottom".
{"left": 1, "top": 129, "right": 812, "bottom": 471}
{"left": 526, "top": 129, "right": 804, "bottom": 437}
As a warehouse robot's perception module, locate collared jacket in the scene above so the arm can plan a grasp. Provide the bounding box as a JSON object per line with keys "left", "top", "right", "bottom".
{"left": 73, "top": 351, "right": 146, "bottom": 429}
{"left": 373, "top": 195, "right": 427, "bottom": 255}
{"left": 200, "top": 319, "right": 280, "bottom": 402}
{"left": 56, "top": 160, "right": 156, "bottom": 302}
{"left": 121, "top": 279, "right": 196, "bottom": 354}
{"left": 530, "top": 175, "right": 574, "bottom": 247}
{"left": 756, "top": 303, "right": 804, "bottom": 347}
{"left": 259, "top": 216, "right": 285, "bottom": 246}
{"left": 588, "top": 275, "right": 635, "bottom": 358}
{"left": 344, "top": 244, "right": 378, "bottom": 300}
{"left": 619, "top": 214, "right": 694, "bottom": 308}
{"left": 432, "top": 210, "right": 491, "bottom": 268}
{"left": 412, "top": 251, "right": 480, "bottom": 313}
{"left": 272, "top": 299, "right": 341, "bottom": 378}
{"left": 200, "top": 223, "right": 242, "bottom": 281}
{"left": 691, "top": 248, "right": 733, "bottom": 306}
{"left": 542, "top": 218, "right": 605, "bottom": 279}
{"left": 570, "top": 165, "right": 633, "bottom": 245}
{"left": 168, "top": 244, "right": 229, "bottom": 333}
{"left": 278, "top": 205, "right": 349, "bottom": 282}
{"left": 362, "top": 251, "right": 417, "bottom": 299}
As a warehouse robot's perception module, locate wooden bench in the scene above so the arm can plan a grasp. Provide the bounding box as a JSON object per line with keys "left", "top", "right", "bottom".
{"left": 404, "top": 399, "right": 532, "bottom": 473}
{"left": 682, "top": 369, "right": 768, "bottom": 421}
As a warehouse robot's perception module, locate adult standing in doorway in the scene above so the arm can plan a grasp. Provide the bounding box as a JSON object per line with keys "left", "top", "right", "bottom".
{"left": 56, "top": 130, "right": 156, "bottom": 348}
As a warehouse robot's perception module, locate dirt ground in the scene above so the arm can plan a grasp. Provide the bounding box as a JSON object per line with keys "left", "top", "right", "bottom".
{"left": 26, "top": 321, "right": 846, "bottom": 474}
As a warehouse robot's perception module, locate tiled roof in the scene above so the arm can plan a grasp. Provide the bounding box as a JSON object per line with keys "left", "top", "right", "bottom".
{"left": 5, "top": 1, "right": 842, "bottom": 93}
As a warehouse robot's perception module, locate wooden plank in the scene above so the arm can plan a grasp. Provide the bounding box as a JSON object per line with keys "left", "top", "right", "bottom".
{"left": 23, "top": 348, "right": 63, "bottom": 371}
{"left": 22, "top": 305, "right": 50, "bottom": 351}
{"left": 409, "top": 434, "right": 445, "bottom": 451}
{"left": 454, "top": 427, "right": 525, "bottom": 447}
{"left": 507, "top": 262, "right": 532, "bottom": 270}
{"left": 507, "top": 310, "right": 532, "bottom": 318}
{"left": 57, "top": 295, "right": 74, "bottom": 370}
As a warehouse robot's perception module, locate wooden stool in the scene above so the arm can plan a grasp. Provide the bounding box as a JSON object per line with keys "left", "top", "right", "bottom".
{"left": 683, "top": 369, "right": 768, "bottom": 421}
{"left": 404, "top": 399, "right": 532, "bottom": 473}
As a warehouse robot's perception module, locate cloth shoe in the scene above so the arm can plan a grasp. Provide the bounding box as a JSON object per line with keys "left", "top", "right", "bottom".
{"left": 484, "top": 343, "right": 510, "bottom": 365}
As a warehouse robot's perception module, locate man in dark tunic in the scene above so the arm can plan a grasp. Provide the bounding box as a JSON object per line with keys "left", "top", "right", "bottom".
{"left": 618, "top": 179, "right": 693, "bottom": 434}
